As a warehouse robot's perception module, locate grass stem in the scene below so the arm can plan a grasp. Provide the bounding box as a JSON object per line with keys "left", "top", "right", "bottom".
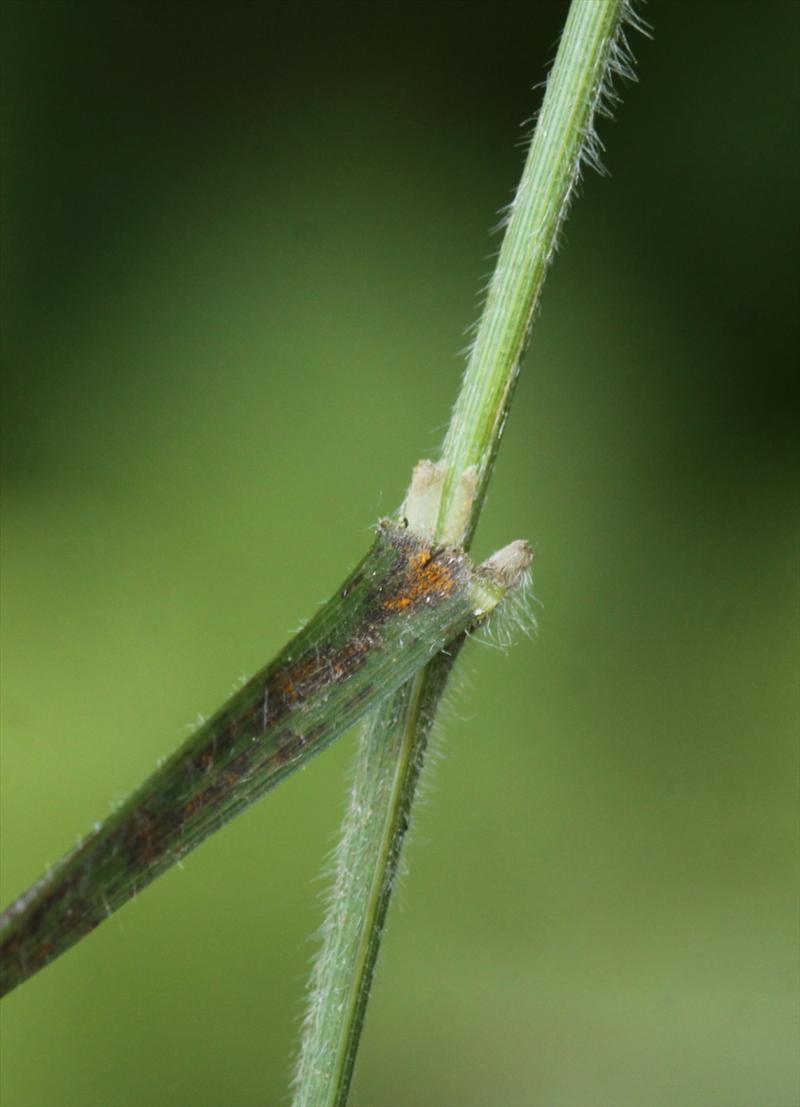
{"left": 293, "top": 3, "right": 641, "bottom": 1104}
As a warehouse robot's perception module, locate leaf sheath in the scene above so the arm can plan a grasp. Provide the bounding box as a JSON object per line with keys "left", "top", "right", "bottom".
{"left": 0, "top": 522, "right": 515, "bottom": 998}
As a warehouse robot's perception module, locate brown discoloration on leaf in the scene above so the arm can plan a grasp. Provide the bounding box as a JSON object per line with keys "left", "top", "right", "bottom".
{"left": 111, "top": 531, "right": 458, "bottom": 874}
{"left": 0, "top": 520, "right": 499, "bottom": 997}
{"left": 269, "top": 738, "right": 298, "bottom": 768}
{"left": 181, "top": 795, "right": 203, "bottom": 822}
{"left": 383, "top": 545, "right": 458, "bottom": 611}
{"left": 120, "top": 806, "right": 160, "bottom": 869}
{"left": 0, "top": 876, "right": 103, "bottom": 989}
{"left": 191, "top": 749, "right": 215, "bottom": 776}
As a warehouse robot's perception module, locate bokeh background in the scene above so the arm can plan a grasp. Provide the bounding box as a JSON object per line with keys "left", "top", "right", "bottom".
{"left": 2, "top": 3, "right": 798, "bottom": 1105}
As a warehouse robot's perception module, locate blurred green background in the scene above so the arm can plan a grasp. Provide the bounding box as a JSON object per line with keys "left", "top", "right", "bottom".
{"left": 1, "top": 2, "right": 798, "bottom": 1105}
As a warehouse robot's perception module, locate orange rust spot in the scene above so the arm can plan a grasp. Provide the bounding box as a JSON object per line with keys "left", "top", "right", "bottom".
{"left": 195, "top": 750, "right": 213, "bottom": 773}
{"left": 384, "top": 548, "right": 456, "bottom": 611}
{"left": 280, "top": 654, "right": 320, "bottom": 700}
{"left": 37, "top": 940, "right": 58, "bottom": 962}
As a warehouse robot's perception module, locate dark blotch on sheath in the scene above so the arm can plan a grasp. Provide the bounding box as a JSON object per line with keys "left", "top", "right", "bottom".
{"left": 117, "top": 799, "right": 190, "bottom": 874}
{"left": 156, "top": 528, "right": 453, "bottom": 851}
{"left": 265, "top": 730, "right": 302, "bottom": 769}
{"left": 189, "top": 747, "right": 214, "bottom": 777}
{"left": 119, "top": 806, "right": 159, "bottom": 869}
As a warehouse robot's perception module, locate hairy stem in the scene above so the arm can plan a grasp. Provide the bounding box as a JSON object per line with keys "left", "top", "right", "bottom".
{"left": 0, "top": 526, "right": 523, "bottom": 997}
{"left": 293, "top": 2, "right": 641, "bottom": 1104}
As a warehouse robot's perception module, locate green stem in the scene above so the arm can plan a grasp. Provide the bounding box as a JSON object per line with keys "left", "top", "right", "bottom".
{"left": 293, "top": 2, "right": 639, "bottom": 1103}
{"left": 439, "top": 0, "right": 637, "bottom": 543}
